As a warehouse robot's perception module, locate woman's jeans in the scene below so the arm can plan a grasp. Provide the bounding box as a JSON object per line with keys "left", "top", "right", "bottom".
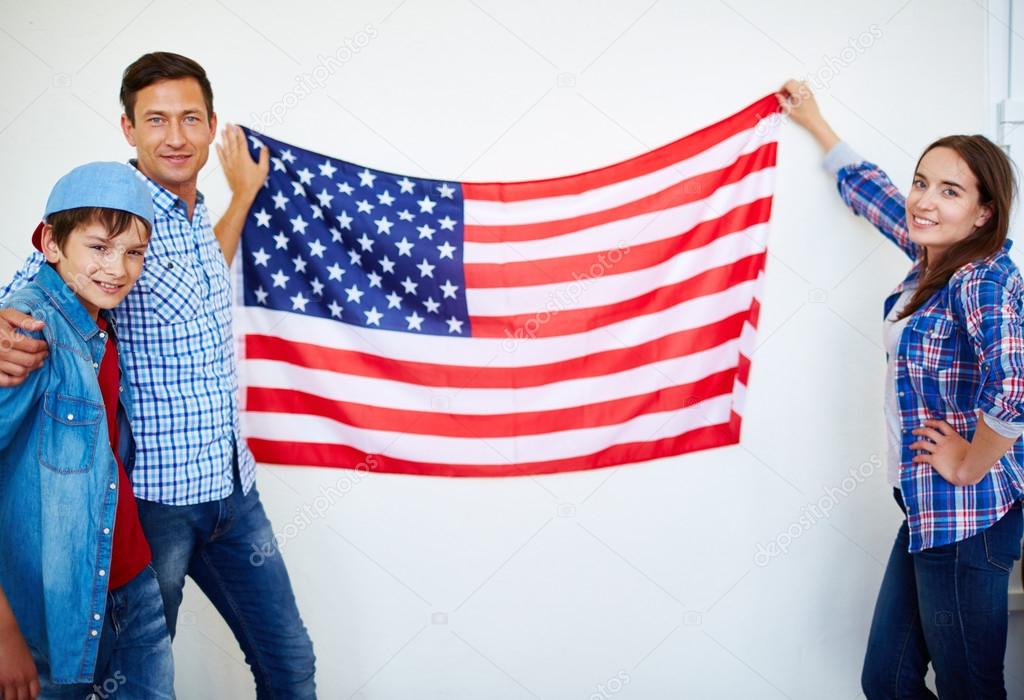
{"left": 862, "top": 489, "right": 1023, "bottom": 699}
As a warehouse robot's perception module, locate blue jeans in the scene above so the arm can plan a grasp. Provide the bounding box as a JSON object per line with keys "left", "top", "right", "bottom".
{"left": 32, "top": 565, "right": 175, "bottom": 699}
{"left": 134, "top": 468, "right": 316, "bottom": 700}
{"left": 862, "top": 489, "right": 1023, "bottom": 699}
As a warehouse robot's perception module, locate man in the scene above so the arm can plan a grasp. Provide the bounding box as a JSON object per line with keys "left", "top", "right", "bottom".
{"left": 0, "top": 52, "right": 317, "bottom": 699}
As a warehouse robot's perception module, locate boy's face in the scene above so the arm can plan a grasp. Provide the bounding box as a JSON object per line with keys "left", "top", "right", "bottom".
{"left": 40, "top": 219, "right": 149, "bottom": 319}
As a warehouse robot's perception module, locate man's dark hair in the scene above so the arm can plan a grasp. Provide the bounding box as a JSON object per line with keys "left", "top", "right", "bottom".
{"left": 47, "top": 208, "right": 152, "bottom": 252}
{"left": 120, "top": 52, "right": 214, "bottom": 125}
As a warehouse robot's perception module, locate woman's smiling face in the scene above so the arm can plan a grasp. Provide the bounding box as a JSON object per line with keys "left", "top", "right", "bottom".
{"left": 905, "top": 146, "right": 992, "bottom": 261}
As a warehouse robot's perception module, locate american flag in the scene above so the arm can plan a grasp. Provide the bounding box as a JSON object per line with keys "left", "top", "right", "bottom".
{"left": 237, "top": 95, "right": 780, "bottom": 476}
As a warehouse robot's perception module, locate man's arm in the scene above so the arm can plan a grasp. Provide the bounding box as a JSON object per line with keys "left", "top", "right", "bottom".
{"left": 213, "top": 123, "right": 269, "bottom": 266}
{"left": 0, "top": 254, "right": 48, "bottom": 388}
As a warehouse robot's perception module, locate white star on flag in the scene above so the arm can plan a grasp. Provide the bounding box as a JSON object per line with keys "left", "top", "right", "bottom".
{"left": 439, "top": 279, "right": 459, "bottom": 299}
{"left": 271, "top": 269, "right": 289, "bottom": 289}
{"left": 345, "top": 284, "right": 364, "bottom": 303}
{"left": 395, "top": 237, "right": 414, "bottom": 256}
{"left": 358, "top": 169, "right": 376, "bottom": 187}
{"left": 308, "top": 239, "right": 326, "bottom": 258}
{"left": 437, "top": 241, "right": 456, "bottom": 259}
{"left": 364, "top": 307, "right": 383, "bottom": 326}
{"left": 290, "top": 292, "right": 309, "bottom": 311}
{"left": 319, "top": 160, "right": 337, "bottom": 178}
{"left": 316, "top": 189, "right": 333, "bottom": 207}
{"left": 405, "top": 311, "right": 424, "bottom": 330}
{"left": 416, "top": 259, "right": 435, "bottom": 278}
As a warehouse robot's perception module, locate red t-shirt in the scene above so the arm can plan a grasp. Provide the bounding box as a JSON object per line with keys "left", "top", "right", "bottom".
{"left": 96, "top": 317, "right": 151, "bottom": 590}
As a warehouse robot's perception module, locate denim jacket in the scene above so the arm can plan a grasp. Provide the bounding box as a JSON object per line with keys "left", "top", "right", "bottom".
{"left": 0, "top": 264, "right": 135, "bottom": 683}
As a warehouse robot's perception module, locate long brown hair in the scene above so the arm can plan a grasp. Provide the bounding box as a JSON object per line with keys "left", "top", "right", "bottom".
{"left": 896, "top": 135, "right": 1017, "bottom": 320}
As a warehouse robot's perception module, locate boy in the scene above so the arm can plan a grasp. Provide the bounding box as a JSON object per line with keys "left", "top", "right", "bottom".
{"left": 0, "top": 162, "right": 174, "bottom": 699}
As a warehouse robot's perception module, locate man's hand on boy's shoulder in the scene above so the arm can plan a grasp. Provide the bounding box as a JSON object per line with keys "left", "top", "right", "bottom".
{"left": 0, "top": 308, "right": 48, "bottom": 388}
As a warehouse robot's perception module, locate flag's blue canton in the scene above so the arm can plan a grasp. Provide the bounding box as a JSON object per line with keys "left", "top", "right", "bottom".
{"left": 241, "top": 128, "right": 470, "bottom": 337}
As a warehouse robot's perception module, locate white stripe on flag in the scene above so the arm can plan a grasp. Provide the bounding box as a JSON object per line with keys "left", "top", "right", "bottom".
{"left": 236, "top": 278, "right": 760, "bottom": 367}
{"left": 242, "top": 336, "right": 739, "bottom": 414}
{"left": 463, "top": 169, "right": 775, "bottom": 261}
{"left": 463, "top": 127, "right": 770, "bottom": 225}
{"left": 465, "top": 225, "right": 767, "bottom": 316}
{"left": 245, "top": 392, "right": 735, "bottom": 464}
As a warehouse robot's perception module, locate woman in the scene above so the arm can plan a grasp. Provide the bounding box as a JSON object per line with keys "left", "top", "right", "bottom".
{"left": 779, "top": 80, "right": 1024, "bottom": 698}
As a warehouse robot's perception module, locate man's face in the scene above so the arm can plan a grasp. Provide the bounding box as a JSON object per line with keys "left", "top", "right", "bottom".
{"left": 120, "top": 77, "right": 217, "bottom": 192}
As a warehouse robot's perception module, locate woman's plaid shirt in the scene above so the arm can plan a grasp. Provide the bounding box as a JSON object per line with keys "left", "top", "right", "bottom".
{"left": 836, "top": 157, "right": 1024, "bottom": 551}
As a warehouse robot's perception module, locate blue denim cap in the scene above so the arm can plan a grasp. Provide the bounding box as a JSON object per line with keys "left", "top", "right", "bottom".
{"left": 32, "top": 161, "right": 154, "bottom": 251}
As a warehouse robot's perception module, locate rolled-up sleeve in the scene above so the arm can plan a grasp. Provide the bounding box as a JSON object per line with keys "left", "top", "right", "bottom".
{"left": 823, "top": 142, "right": 865, "bottom": 177}
{"left": 956, "top": 270, "right": 1024, "bottom": 427}
{"left": 828, "top": 145, "right": 920, "bottom": 262}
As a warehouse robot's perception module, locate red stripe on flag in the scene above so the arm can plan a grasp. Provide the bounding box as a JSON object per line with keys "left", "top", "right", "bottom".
{"left": 461, "top": 95, "right": 780, "bottom": 202}
{"left": 464, "top": 143, "right": 776, "bottom": 243}
{"left": 245, "top": 410, "right": 742, "bottom": 476}
{"left": 245, "top": 367, "right": 735, "bottom": 438}
{"left": 469, "top": 251, "right": 766, "bottom": 338}
{"left": 244, "top": 308, "right": 751, "bottom": 389}
{"left": 464, "top": 197, "right": 772, "bottom": 288}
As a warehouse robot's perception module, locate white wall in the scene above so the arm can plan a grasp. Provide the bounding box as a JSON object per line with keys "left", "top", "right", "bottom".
{"left": 1, "top": 1, "right": 1021, "bottom": 697}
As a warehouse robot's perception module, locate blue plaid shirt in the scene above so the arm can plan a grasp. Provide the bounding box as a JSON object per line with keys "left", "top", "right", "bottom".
{"left": 831, "top": 147, "right": 1024, "bottom": 551}
{"left": 0, "top": 165, "right": 256, "bottom": 505}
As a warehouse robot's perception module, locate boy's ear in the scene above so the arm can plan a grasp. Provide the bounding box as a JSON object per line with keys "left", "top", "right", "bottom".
{"left": 40, "top": 225, "right": 61, "bottom": 264}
